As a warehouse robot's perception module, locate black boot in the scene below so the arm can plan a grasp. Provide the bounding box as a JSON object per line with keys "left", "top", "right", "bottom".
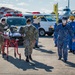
{"left": 29, "top": 55, "right": 32, "bottom": 60}
{"left": 26, "top": 56, "right": 29, "bottom": 62}
{"left": 64, "top": 60, "right": 67, "bottom": 62}
{"left": 35, "top": 45, "right": 39, "bottom": 48}
{"left": 69, "top": 49, "right": 72, "bottom": 53}
{"left": 58, "top": 57, "right": 61, "bottom": 60}
{"left": 73, "top": 51, "right": 75, "bottom": 54}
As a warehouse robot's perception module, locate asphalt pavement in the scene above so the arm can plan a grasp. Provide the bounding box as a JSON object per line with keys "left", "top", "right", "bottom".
{"left": 0, "top": 36, "right": 75, "bottom": 75}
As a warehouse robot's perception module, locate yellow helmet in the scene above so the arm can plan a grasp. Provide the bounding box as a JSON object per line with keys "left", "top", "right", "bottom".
{"left": 33, "top": 16, "right": 37, "bottom": 19}
{"left": 69, "top": 16, "right": 75, "bottom": 20}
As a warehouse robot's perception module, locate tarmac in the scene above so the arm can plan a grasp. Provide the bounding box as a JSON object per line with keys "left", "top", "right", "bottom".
{"left": 0, "top": 36, "right": 75, "bottom": 75}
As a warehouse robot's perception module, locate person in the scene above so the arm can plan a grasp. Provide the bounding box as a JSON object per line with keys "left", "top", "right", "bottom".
{"left": 33, "top": 16, "right": 40, "bottom": 48}
{"left": 72, "top": 36, "right": 75, "bottom": 54}
{"left": 54, "top": 17, "right": 74, "bottom": 62}
{"left": 19, "top": 18, "right": 39, "bottom": 62}
{"left": 69, "top": 16, "right": 75, "bottom": 54}
{"left": 54, "top": 19, "right": 62, "bottom": 47}
{"left": 0, "top": 19, "right": 9, "bottom": 54}
{"left": 69, "top": 16, "right": 75, "bottom": 53}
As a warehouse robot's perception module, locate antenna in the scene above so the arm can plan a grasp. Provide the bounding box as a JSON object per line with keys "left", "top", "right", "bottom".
{"left": 68, "top": 0, "right": 70, "bottom": 8}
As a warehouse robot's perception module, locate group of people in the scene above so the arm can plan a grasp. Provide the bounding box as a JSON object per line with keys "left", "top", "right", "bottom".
{"left": 54, "top": 16, "right": 75, "bottom": 62}
{"left": 0, "top": 15, "right": 75, "bottom": 63}
{"left": 0, "top": 16, "right": 40, "bottom": 62}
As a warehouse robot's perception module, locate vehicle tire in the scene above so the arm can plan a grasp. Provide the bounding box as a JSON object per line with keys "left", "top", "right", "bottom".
{"left": 39, "top": 29, "right": 45, "bottom": 36}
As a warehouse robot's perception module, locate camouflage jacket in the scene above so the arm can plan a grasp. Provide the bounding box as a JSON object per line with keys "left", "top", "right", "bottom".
{"left": 19, "top": 24, "right": 39, "bottom": 41}
{"left": 0, "top": 23, "right": 8, "bottom": 33}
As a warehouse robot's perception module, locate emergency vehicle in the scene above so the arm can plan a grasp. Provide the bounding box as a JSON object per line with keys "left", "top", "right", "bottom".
{"left": 24, "top": 12, "right": 56, "bottom": 36}
{"left": 0, "top": 13, "right": 26, "bottom": 45}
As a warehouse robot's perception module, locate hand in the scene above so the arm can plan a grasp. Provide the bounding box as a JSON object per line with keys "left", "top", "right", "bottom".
{"left": 33, "top": 40, "right": 36, "bottom": 44}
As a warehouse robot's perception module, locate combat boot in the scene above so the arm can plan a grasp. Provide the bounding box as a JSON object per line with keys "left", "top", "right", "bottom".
{"left": 29, "top": 55, "right": 32, "bottom": 60}
{"left": 26, "top": 56, "right": 29, "bottom": 62}
{"left": 73, "top": 51, "right": 75, "bottom": 54}
{"left": 58, "top": 57, "right": 61, "bottom": 60}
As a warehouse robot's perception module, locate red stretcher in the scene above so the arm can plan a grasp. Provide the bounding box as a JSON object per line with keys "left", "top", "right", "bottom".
{"left": 1, "top": 33, "right": 21, "bottom": 60}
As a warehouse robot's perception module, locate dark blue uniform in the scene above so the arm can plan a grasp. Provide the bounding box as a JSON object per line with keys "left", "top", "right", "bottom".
{"left": 54, "top": 23, "right": 58, "bottom": 46}
{"left": 70, "top": 21, "right": 75, "bottom": 54}
{"left": 54, "top": 23, "right": 74, "bottom": 61}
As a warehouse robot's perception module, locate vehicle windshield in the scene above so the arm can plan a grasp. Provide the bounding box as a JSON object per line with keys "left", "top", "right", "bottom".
{"left": 44, "top": 15, "right": 56, "bottom": 21}
{"left": 7, "top": 18, "right": 26, "bottom": 26}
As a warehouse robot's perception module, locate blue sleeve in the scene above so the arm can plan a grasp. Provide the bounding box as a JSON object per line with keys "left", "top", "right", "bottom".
{"left": 54, "top": 25, "right": 60, "bottom": 39}
{"left": 54, "top": 23, "right": 57, "bottom": 30}
{"left": 67, "top": 25, "right": 74, "bottom": 38}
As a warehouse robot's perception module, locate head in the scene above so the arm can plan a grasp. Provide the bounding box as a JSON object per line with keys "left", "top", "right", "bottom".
{"left": 26, "top": 18, "right": 31, "bottom": 25}
{"left": 1, "top": 19, "right": 6, "bottom": 25}
{"left": 33, "top": 16, "right": 37, "bottom": 19}
{"left": 62, "top": 17, "right": 68, "bottom": 25}
{"left": 69, "top": 16, "right": 75, "bottom": 22}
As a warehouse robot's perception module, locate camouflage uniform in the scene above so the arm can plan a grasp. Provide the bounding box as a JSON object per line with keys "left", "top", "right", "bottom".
{"left": 20, "top": 24, "right": 38, "bottom": 57}
{"left": 0, "top": 23, "right": 8, "bottom": 53}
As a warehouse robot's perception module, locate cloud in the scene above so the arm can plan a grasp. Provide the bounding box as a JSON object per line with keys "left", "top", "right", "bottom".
{"left": 58, "top": 7, "right": 64, "bottom": 14}
{"left": 15, "top": 0, "right": 19, "bottom": 1}
{"left": 0, "top": 3, "right": 14, "bottom": 7}
{"left": 28, "top": 0, "right": 34, "bottom": 2}
{"left": 40, "top": 8, "right": 52, "bottom": 13}
{"left": 17, "top": 2, "right": 29, "bottom": 6}
{"left": 0, "top": 3, "right": 29, "bottom": 13}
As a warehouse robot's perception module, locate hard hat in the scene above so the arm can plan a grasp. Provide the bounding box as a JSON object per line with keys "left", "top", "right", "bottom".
{"left": 69, "top": 16, "right": 75, "bottom": 20}
{"left": 33, "top": 16, "right": 37, "bottom": 19}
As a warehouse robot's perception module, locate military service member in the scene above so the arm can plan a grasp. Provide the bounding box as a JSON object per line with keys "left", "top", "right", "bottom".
{"left": 19, "top": 18, "right": 39, "bottom": 62}
{"left": 0, "top": 19, "right": 9, "bottom": 54}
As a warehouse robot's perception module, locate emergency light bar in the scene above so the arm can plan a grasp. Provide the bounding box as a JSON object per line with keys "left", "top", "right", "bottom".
{"left": 4, "top": 13, "right": 12, "bottom": 16}
{"left": 32, "top": 12, "right": 40, "bottom": 14}
{"left": 4, "top": 13, "right": 23, "bottom": 17}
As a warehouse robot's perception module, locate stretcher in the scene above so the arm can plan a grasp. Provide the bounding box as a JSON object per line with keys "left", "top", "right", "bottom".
{"left": 1, "top": 33, "right": 21, "bottom": 60}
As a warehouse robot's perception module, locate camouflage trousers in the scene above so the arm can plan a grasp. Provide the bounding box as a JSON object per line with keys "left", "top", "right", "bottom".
{"left": 0, "top": 35, "right": 4, "bottom": 53}
{"left": 24, "top": 39, "right": 35, "bottom": 57}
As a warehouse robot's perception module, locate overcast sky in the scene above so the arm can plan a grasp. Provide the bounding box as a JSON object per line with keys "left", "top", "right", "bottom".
{"left": 0, "top": 0, "right": 75, "bottom": 13}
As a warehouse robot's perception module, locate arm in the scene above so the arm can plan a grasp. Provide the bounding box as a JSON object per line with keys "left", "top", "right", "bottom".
{"left": 67, "top": 25, "right": 74, "bottom": 38}
{"left": 54, "top": 25, "right": 60, "bottom": 39}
